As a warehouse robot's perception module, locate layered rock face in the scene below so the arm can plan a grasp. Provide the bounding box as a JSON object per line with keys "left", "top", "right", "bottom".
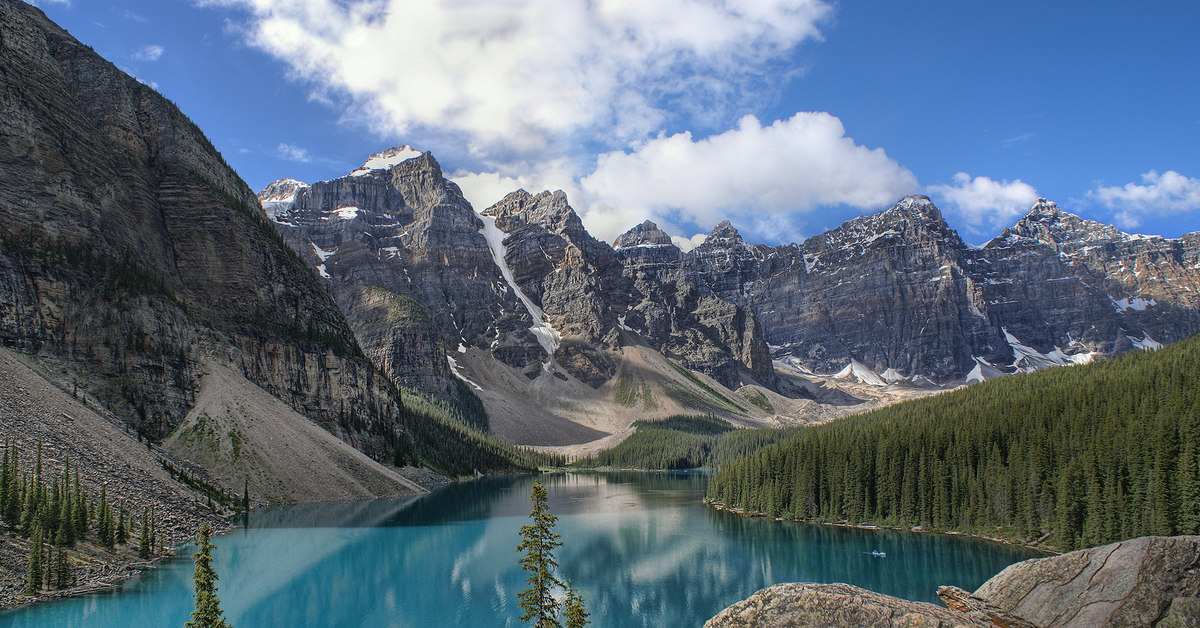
{"left": 706, "top": 535, "right": 1200, "bottom": 627}
{"left": 688, "top": 195, "right": 1200, "bottom": 383}
{"left": 271, "top": 150, "right": 548, "bottom": 395}
{"left": 268, "top": 167, "right": 778, "bottom": 395}
{"left": 0, "top": 1, "right": 408, "bottom": 459}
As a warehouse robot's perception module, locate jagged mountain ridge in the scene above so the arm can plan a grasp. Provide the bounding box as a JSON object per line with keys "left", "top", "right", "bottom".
{"left": 269, "top": 152, "right": 777, "bottom": 403}
{"left": 686, "top": 195, "right": 1200, "bottom": 382}
{"left": 266, "top": 155, "right": 1200, "bottom": 396}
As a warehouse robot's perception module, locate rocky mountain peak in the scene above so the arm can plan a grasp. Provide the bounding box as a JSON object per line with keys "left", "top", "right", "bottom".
{"left": 889, "top": 194, "right": 950, "bottom": 228}
{"left": 259, "top": 178, "right": 310, "bottom": 202}
{"left": 484, "top": 188, "right": 583, "bottom": 235}
{"left": 614, "top": 220, "right": 675, "bottom": 248}
{"left": 1001, "top": 198, "right": 1124, "bottom": 249}
{"left": 258, "top": 178, "right": 311, "bottom": 218}
{"left": 706, "top": 220, "right": 744, "bottom": 244}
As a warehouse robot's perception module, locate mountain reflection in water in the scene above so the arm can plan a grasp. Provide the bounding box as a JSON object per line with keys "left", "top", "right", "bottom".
{"left": 0, "top": 471, "right": 1036, "bottom": 627}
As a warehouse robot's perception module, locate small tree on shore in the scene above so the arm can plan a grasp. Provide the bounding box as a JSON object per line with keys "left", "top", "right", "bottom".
{"left": 517, "top": 479, "right": 564, "bottom": 628}
{"left": 185, "top": 523, "right": 231, "bottom": 628}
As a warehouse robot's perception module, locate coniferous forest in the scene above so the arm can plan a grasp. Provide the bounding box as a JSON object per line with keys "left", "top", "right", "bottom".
{"left": 707, "top": 333, "right": 1200, "bottom": 551}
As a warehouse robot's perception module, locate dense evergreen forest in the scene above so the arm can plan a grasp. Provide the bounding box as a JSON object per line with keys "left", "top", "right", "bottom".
{"left": 576, "top": 416, "right": 803, "bottom": 470}
{"left": 707, "top": 333, "right": 1200, "bottom": 551}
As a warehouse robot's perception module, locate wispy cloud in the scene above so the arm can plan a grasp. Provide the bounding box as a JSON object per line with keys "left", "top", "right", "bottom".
{"left": 926, "top": 172, "right": 1040, "bottom": 235}
{"left": 1001, "top": 132, "right": 1035, "bottom": 147}
{"left": 1090, "top": 170, "right": 1200, "bottom": 228}
{"left": 276, "top": 143, "right": 311, "bottom": 162}
{"left": 132, "top": 44, "right": 164, "bottom": 61}
{"left": 25, "top": 0, "right": 71, "bottom": 6}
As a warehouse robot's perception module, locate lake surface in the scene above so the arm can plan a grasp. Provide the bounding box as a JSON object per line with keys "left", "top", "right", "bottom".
{"left": 0, "top": 471, "right": 1037, "bottom": 627}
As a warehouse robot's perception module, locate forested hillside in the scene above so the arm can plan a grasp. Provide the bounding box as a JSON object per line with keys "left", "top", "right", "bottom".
{"left": 707, "top": 334, "right": 1200, "bottom": 551}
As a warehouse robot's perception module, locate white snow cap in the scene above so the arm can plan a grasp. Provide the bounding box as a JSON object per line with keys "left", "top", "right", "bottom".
{"left": 350, "top": 146, "right": 424, "bottom": 176}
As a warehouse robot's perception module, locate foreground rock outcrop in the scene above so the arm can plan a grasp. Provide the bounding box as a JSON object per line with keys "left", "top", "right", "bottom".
{"left": 705, "top": 535, "right": 1200, "bottom": 627}
{"left": 704, "top": 582, "right": 988, "bottom": 627}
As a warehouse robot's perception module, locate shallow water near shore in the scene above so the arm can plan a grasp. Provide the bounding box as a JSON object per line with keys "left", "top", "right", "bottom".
{"left": 0, "top": 471, "right": 1037, "bottom": 627}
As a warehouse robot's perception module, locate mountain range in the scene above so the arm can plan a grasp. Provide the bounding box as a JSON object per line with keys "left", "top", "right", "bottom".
{"left": 259, "top": 147, "right": 1200, "bottom": 447}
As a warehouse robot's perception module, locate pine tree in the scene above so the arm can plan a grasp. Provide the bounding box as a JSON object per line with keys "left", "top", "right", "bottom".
{"left": 241, "top": 478, "right": 249, "bottom": 513}
{"left": 185, "top": 523, "right": 231, "bottom": 628}
{"left": 138, "top": 507, "right": 152, "bottom": 559}
{"left": 563, "top": 581, "right": 589, "bottom": 628}
{"left": 116, "top": 503, "right": 128, "bottom": 545}
{"left": 51, "top": 546, "right": 72, "bottom": 589}
{"left": 24, "top": 527, "right": 43, "bottom": 595}
{"left": 517, "top": 479, "right": 563, "bottom": 628}
{"left": 97, "top": 486, "right": 114, "bottom": 550}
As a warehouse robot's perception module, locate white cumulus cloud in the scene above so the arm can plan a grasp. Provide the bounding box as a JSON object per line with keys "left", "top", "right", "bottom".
{"left": 576, "top": 112, "right": 919, "bottom": 242}
{"left": 926, "top": 172, "right": 1040, "bottom": 234}
{"left": 1089, "top": 170, "right": 1200, "bottom": 229}
{"left": 672, "top": 234, "right": 708, "bottom": 252}
{"left": 132, "top": 44, "right": 164, "bottom": 62}
{"left": 200, "top": 0, "right": 831, "bottom": 163}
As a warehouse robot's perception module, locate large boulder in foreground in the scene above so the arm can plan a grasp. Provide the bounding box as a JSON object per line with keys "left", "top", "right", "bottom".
{"left": 974, "top": 535, "right": 1200, "bottom": 627}
{"left": 705, "top": 535, "right": 1200, "bottom": 627}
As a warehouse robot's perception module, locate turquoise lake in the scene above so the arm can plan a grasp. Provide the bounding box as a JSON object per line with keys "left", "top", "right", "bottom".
{"left": 0, "top": 471, "right": 1038, "bottom": 627}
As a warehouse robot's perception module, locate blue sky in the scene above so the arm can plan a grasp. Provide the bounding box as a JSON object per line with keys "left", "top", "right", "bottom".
{"left": 27, "top": 0, "right": 1200, "bottom": 247}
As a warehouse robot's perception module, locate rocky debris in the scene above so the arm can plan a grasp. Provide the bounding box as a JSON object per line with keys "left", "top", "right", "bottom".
{"left": 161, "top": 360, "right": 425, "bottom": 504}
{"left": 705, "top": 535, "right": 1200, "bottom": 627}
{"left": 703, "top": 582, "right": 988, "bottom": 627}
{"left": 0, "top": 346, "right": 226, "bottom": 609}
{"left": 974, "top": 535, "right": 1200, "bottom": 627}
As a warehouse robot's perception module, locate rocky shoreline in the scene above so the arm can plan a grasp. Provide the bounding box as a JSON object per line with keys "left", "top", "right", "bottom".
{"left": 0, "top": 516, "right": 231, "bottom": 611}
{"left": 706, "top": 500, "right": 1060, "bottom": 556}
{"left": 705, "top": 535, "right": 1200, "bottom": 627}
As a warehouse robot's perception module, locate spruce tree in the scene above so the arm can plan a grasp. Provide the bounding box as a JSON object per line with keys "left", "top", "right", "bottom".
{"left": 517, "top": 479, "right": 563, "bottom": 628}
{"left": 24, "top": 527, "right": 43, "bottom": 595}
{"left": 116, "top": 503, "right": 128, "bottom": 545}
{"left": 563, "top": 581, "right": 589, "bottom": 628}
{"left": 185, "top": 523, "right": 231, "bottom": 628}
{"left": 138, "top": 507, "right": 152, "bottom": 559}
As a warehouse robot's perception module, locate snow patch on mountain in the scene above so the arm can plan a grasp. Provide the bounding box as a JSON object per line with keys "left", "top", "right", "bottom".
{"left": 311, "top": 242, "right": 336, "bottom": 261}
{"left": 350, "top": 146, "right": 423, "bottom": 176}
{"left": 1110, "top": 296, "right": 1156, "bottom": 312}
{"left": 478, "top": 214, "right": 561, "bottom": 361}
{"left": 446, "top": 354, "right": 483, "bottom": 391}
{"left": 833, "top": 359, "right": 886, "bottom": 386}
{"left": 1003, "top": 328, "right": 1095, "bottom": 372}
{"left": 1130, "top": 333, "right": 1163, "bottom": 351}
{"left": 326, "top": 206, "right": 361, "bottom": 221}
